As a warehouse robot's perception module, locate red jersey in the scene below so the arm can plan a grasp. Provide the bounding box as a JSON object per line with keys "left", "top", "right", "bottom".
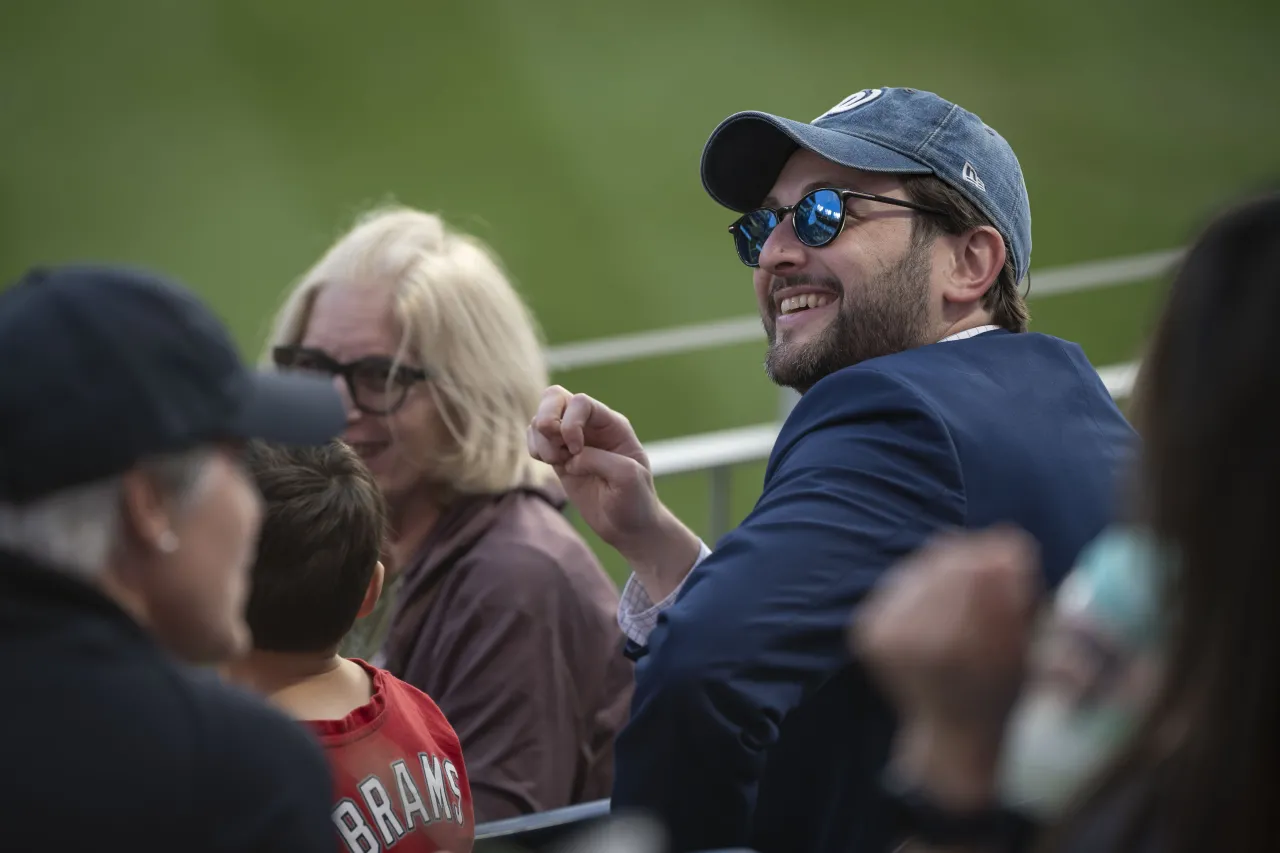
{"left": 306, "top": 660, "right": 474, "bottom": 853}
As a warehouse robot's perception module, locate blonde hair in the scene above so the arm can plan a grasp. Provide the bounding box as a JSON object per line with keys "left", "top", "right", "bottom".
{"left": 265, "top": 206, "right": 553, "bottom": 496}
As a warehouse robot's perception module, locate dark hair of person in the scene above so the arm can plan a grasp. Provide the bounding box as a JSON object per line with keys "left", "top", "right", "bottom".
{"left": 1046, "top": 191, "right": 1280, "bottom": 853}
{"left": 242, "top": 439, "right": 387, "bottom": 653}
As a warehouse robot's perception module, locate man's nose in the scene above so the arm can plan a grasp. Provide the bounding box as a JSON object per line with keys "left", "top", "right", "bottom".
{"left": 758, "top": 215, "right": 807, "bottom": 275}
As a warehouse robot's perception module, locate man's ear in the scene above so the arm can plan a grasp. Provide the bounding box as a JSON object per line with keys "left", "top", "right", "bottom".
{"left": 357, "top": 561, "right": 386, "bottom": 619}
{"left": 118, "top": 468, "right": 174, "bottom": 555}
{"left": 940, "top": 225, "right": 1006, "bottom": 306}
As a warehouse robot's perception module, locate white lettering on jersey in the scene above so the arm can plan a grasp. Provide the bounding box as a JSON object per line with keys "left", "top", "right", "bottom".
{"left": 420, "top": 753, "right": 452, "bottom": 823}
{"left": 391, "top": 758, "right": 433, "bottom": 830}
{"left": 359, "top": 775, "right": 407, "bottom": 846}
{"left": 333, "top": 798, "right": 381, "bottom": 853}
{"left": 444, "top": 759, "right": 464, "bottom": 826}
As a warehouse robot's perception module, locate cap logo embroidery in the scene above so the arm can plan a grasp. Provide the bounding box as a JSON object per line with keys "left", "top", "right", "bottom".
{"left": 815, "top": 89, "right": 883, "bottom": 121}
{"left": 962, "top": 161, "right": 987, "bottom": 192}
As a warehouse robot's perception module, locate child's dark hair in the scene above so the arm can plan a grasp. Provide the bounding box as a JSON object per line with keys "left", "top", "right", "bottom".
{"left": 243, "top": 439, "right": 387, "bottom": 653}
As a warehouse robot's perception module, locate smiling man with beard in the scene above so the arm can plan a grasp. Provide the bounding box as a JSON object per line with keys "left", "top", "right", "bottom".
{"left": 759, "top": 171, "right": 936, "bottom": 391}
{"left": 528, "top": 87, "right": 1137, "bottom": 853}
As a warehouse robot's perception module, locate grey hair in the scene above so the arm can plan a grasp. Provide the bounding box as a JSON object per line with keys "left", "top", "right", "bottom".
{"left": 0, "top": 448, "right": 217, "bottom": 580}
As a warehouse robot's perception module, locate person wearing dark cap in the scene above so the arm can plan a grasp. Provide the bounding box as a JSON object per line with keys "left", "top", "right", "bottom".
{"left": 0, "top": 265, "right": 346, "bottom": 851}
{"left": 529, "top": 88, "right": 1137, "bottom": 853}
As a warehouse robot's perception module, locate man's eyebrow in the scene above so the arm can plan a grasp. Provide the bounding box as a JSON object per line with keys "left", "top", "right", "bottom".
{"left": 760, "top": 179, "right": 867, "bottom": 209}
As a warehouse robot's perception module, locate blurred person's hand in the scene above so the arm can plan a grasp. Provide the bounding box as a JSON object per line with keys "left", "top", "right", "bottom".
{"left": 851, "top": 527, "right": 1042, "bottom": 807}
{"left": 528, "top": 386, "right": 700, "bottom": 599}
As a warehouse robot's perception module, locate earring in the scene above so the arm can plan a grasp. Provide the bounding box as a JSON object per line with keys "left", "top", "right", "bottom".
{"left": 157, "top": 531, "right": 180, "bottom": 554}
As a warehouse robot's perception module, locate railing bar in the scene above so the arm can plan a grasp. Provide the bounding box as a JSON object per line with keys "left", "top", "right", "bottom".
{"left": 545, "top": 251, "right": 1180, "bottom": 372}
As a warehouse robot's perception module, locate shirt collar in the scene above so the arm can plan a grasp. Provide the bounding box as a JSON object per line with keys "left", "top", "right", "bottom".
{"left": 938, "top": 324, "right": 1001, "bottom": 343}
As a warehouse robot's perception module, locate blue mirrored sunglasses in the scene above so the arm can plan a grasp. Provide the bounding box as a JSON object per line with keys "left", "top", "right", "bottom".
{"left": 728, "top": 187, "right": 946, "bottom": 267}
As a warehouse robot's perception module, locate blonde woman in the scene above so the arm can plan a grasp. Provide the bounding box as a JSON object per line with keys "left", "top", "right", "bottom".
{"left": 265, "top": 207, "right": 632, "bottom": 821}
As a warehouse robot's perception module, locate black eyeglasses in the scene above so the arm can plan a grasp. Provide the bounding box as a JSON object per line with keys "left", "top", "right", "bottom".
{"left": 728, "top": 187, "right": 947, "bottom": 267}
{"left": 272, "top": 345, "right": 428, "bottom": 416}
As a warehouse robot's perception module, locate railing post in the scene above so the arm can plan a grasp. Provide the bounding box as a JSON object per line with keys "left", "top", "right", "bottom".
{"left": 778, "top": 386, "right": 800, "bottom": 421}
{"left": 709, "top": 465, "right": 732, "bottom": 544}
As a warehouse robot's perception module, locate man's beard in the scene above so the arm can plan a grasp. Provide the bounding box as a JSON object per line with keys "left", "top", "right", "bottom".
{"left": 764, "top": 240, "right": 933, "bottom": 392}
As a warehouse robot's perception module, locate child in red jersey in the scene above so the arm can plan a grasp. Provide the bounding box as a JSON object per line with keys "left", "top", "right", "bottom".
{"left": 222, "top": 440, "right": 474, "bottom": 853}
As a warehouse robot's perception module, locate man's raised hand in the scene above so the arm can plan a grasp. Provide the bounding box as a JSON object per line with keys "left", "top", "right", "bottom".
{"left": 528, "top": 386, "right": 657, "bottom": 549}
{"left": 527, "top": 386, "right": 701, "bottom": 600}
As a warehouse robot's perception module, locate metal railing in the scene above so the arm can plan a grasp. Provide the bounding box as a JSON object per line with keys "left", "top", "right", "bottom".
{"left": 476, "top": 801, "right": 757, "bottom": 853}
{"left": 543, "top": 250, "right": 1180, "bottom": 373}
{"left": 642, "top": 359, "right": 1140, "bottom": 542}
{"left": 476, "top": 799, "right": 612, "bottom": 851}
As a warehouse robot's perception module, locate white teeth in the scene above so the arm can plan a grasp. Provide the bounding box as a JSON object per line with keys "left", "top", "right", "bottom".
{"left": 779, "top": 293, "right": 835, "bottom": 314}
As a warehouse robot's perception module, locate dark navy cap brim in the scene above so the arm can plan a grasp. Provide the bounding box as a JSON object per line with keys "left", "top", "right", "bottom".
{"left": 228, "top": 371, "right": 346, "bottom": 447}
{"left": 701, "top": 111, "right": 933, "bottom": 213}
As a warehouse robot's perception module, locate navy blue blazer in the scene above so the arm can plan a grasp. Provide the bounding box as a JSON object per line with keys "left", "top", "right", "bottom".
{"left": 612, "top": 330, "right": 1137, "bottom": 853}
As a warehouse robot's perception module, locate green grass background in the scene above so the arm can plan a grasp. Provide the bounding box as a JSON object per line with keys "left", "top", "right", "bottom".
{"left": 3, "top": 0, "right": 1276, "bottom": 583}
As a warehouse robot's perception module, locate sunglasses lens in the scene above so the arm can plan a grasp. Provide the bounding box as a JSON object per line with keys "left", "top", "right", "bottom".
{"left": 794, "top": 189, "right": 845, "bottom": 247}
{"left": 732, "top": 209, "right": 778, "bottom": 266}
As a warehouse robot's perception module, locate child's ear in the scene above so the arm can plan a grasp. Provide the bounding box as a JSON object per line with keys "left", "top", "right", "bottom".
{"left": 357, "top": 561, "right": 386, "bottom": 619}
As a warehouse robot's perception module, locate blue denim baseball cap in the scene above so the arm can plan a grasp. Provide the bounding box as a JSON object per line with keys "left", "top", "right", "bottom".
{"left": 700, "top": 87, "right": 1032, "bottom": 282}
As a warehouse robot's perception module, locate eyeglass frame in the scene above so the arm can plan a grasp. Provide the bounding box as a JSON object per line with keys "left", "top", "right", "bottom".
{"left": 271, "top": 345, "right": 429, "bottom": 416}
{"left": 728, "top": 187, "right": 949, "bottom": 268}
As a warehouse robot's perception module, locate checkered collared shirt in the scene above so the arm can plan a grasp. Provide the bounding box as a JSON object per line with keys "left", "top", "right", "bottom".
{"left": 616, "top": 325, "right": 1002, "bottom": 645}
